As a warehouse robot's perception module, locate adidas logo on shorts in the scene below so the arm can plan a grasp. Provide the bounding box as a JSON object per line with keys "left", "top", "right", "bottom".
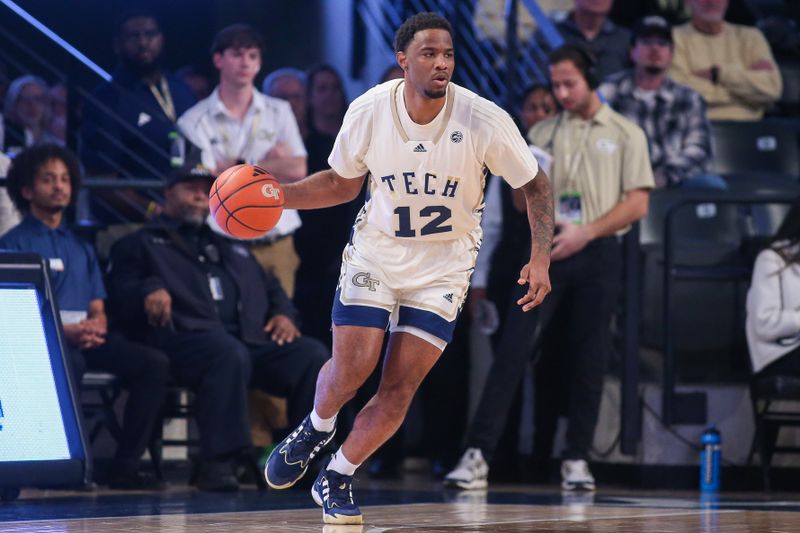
{"left": 413, "top": 143, "right": 427, "bottom": 153}
{"left": 443, "top": 293, "right": 454, "bottom": 303}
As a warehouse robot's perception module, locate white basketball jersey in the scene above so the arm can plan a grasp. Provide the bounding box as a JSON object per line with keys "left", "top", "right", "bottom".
{"left": 329, "top": 80, "right": 539, "bottom": 242}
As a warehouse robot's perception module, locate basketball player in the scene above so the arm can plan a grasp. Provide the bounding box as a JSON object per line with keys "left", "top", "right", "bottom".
{"left": 265, "top": 12, "right": 554, "bottom": 525}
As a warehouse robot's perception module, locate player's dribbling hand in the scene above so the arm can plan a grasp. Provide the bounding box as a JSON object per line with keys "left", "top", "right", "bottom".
{"left": 516, "top": 259, "right": 551, "bottom": 312}
{"left": 264, "top": 314, "right": 301, "bottom": 346}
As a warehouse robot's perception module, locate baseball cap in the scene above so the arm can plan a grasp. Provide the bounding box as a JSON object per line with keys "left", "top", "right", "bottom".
{"left": 165, "top": 161, "right": 215, "bottom": 188}
{"left": 631, "top": 15, "right": 673, "bottom": 44}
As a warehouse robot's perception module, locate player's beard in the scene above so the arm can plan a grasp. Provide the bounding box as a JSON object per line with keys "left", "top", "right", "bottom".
{"left": 424, "top": 88, "right": 447, "bottom": 99}
{"left": 121, "top": 54, "right": 163, "bottom": 79}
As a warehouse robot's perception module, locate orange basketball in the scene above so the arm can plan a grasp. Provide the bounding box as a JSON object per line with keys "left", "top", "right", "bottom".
{"left": 209, "top": 164, "right": 285, "bottom": 239}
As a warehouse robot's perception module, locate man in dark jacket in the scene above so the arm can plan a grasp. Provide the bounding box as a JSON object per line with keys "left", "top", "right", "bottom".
{"left": 79, "top": 9, "right": 197, "bottom": 223}
{"left": 107, "top": 162, "right": 328, "bottom": 492}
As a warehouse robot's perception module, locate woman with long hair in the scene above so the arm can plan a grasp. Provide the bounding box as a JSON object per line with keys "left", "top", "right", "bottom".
{"left": 746, "top": 197, "right": 800, "bottom": 376}
{"left": 305, "top": 64, "right": 347, "bottom": 142}
{"left": 293, "top": 64, "right": 353, "bottom": 347}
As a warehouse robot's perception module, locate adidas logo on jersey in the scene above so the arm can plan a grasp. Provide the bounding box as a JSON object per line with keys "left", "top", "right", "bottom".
{"left": 413, "top": 143, "right": 427, "bottom": 153}
{"left": 443, "top": 293, "right": 454, "bottom": 303}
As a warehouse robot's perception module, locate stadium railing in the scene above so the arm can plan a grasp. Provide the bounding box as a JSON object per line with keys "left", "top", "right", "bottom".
{"left": 354, "top": 0, "right": 563, "bottom": 110}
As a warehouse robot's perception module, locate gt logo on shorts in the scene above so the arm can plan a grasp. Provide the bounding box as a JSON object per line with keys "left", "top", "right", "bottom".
{"left": 352, "top": 272, "right": 380, "bottom": 292}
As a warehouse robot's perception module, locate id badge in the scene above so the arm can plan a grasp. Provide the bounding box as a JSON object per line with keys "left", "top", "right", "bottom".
{"left": 558, "top": 192, "right": 582, "bottom": 224}
{"left": 208, "top": 276, "right": 224, "bottom": 301}
{"left": 49, "top": 258, "right": 65, "bottom": 272}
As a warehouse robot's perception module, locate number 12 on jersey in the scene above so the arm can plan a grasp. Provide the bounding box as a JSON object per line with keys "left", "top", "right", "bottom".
{"left": 394, "top": 206, "right": 453, "bottom": 237}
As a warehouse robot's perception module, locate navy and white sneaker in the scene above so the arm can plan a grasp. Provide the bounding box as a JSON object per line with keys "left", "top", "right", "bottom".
{"left": 311, "top": 467, "right": 363, "bottom": 525}
{"left": 265, "top": 415, "right": 336, "bottom": 489}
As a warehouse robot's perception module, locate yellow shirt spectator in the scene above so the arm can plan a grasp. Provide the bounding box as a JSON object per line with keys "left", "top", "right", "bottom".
{"left": 669, "top": 22, "right": 782, "bottom": 121}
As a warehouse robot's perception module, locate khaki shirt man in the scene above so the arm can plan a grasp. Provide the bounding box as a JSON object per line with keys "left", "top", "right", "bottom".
{"left": 529, "top": 104, "right": 655, "bottom": 234}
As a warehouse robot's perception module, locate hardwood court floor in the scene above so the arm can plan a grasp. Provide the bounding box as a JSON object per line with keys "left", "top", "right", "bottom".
{"left": 2, "top": 482, "right": 800, "bottom": 532}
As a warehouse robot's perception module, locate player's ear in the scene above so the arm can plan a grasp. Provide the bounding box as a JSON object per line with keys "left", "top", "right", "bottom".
{"left": 396, "top": 51, "right": 407, "bottom": 71}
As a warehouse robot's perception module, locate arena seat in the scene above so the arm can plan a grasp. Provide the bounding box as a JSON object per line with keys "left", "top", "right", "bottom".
{"left": 748, "top": 372, "right": 800, "bottom": 491}
{"left": 81, "top": 372, "right": 123, "bottom": 445}
{"left": 148, "top": 385, "right": 267, "bottom": 489}
{"left": 710, "top": 120, "right": 800, "bottom": 178}
{"left": 640, "top": 189, "right": 749, "bottom": 379}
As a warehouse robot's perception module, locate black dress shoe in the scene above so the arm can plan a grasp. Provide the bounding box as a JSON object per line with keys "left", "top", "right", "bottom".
{"left": 195, "top": 459, "right": 239, "bottom": 492}
{"left": 108, "top": 471, "right": 167, "bottom": 491}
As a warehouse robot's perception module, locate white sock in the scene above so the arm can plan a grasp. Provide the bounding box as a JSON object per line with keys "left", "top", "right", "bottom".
{"left": 328, "top": 447, "right": 360, "bottom": 476}
{"left": 310, "top": 408, "right": 337, "bottom": 433}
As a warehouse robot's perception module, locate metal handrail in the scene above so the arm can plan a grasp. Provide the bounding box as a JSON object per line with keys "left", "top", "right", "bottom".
{"left": 353, "top": 0, "right": 563, "bottom": 108}
{"left": 82, "top": 178, "right": 166, "bottom": 190}
{"left": 0, "top": 0, "right": 110, "bottom": 81}
{"left": 0, "top": 2, "right": 173, "bottom": 176}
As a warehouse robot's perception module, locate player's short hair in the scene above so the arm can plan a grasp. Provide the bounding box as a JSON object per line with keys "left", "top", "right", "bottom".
{"left": 6, "top": 144, "right": 82, "bottom": 213}
{"left": 393, "top": 12, "right": 453, "bottom": 53}
{"left": 211, "top": 24, "right": 264, "bottom": 56}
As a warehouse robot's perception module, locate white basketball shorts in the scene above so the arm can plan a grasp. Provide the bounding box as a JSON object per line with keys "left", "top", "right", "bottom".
{"left": 331, "top": 222, "right": 480, "bottom": 348}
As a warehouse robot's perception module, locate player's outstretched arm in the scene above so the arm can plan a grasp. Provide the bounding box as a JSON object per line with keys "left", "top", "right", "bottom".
{"left": 517, "top": 167, "right": 554, "bottom": 312}
{"left": 282, "top": 169, "right": 365, "bottom": 210}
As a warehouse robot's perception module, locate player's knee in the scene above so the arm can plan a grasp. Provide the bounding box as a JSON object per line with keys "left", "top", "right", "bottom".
{"left": 329, "top": 356, "right": 372, "bottom": 390}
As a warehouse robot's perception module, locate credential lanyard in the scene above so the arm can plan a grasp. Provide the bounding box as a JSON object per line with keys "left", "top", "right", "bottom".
{"left": 148, "top": 77, "right": 177, "bottom": 123}
{"left": 216, "top": 110, "right": 262, "bottom": 163}
{"left": 561, "top": 120, "right": 594, "bottom": 191}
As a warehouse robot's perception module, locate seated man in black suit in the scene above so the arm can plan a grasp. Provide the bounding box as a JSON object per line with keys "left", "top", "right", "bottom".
{"left": 106, "top": 162, "right": 329, "bottom": 491}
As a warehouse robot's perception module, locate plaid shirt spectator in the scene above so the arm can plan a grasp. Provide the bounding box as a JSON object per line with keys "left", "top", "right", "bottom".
{"left": 601, "top": 69, "right": 713, "bottom": 188}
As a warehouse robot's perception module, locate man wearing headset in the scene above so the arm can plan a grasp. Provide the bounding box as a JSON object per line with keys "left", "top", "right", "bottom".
{"left": 445, "top": 44, "right": 653, "bottom": 492}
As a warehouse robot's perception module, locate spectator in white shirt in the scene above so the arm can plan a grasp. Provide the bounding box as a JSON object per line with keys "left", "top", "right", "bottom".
{"left": 178, "top": 24, "right": 307, "bottom": 296}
